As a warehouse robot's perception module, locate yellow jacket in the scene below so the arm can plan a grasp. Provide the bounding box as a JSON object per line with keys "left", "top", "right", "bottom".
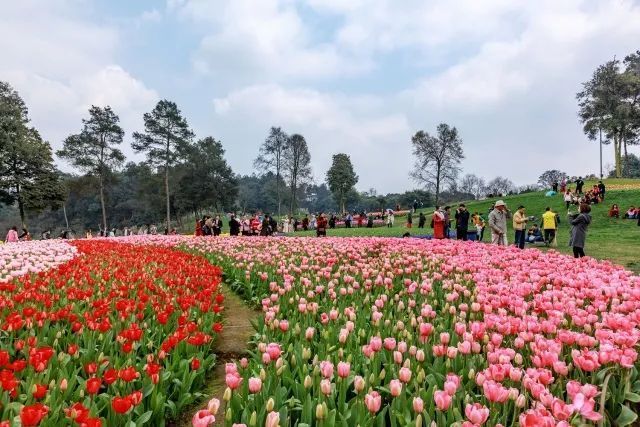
{"left": 542, "top": 211, "right": 557, "bottom": 230}
{"left": 512, "top": 211, "right": 528, "bottom": 230}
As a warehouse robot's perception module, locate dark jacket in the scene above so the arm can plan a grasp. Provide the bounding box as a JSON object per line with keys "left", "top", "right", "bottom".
{"left": 455, "top": 210, "right": 470, "bottom": 230}
{"left": 229, "top": 218, "right": 240, "bottom": 236}
{"left": 569, "top": 213, "right": 591, "bottom": 248}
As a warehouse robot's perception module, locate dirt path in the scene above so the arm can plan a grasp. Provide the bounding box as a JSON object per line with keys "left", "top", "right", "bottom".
{"left": 175, "top": 283, "right": 260, "bottom": 426}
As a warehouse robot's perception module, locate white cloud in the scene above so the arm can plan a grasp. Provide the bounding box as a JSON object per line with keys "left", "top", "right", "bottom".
{"left": 171, "top": 0, "right": 368, "bottom": 83}
{"left": 212, "top": 84, "right": 412, "bottom": 191}
{"left": 140, "top": 9, "right": 162, "bottom": 23}
{"left": 0, "top": 1, "right": 158, "bottom": 164}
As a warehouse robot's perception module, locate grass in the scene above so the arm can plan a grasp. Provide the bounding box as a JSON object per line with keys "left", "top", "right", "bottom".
{"left": 291, "top": 179, "right": 640, "bottom": 272}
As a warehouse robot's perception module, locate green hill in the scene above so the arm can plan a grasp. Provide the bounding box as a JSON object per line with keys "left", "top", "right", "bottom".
{"left": 292, "top": 179, "right": 640, "bottom": 272}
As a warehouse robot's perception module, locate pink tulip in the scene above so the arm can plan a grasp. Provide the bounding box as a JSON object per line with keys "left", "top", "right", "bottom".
{"left": 389, "top": 379, "right": 402, "bottom": 397}
{"left": 226, "top": 374, "right": 242, "bottom": 390}
{"left": 413, "top": 396, "right": 424, "bottom": 413}
{"left": 192, "top": 410, "right": 215, "bottom": 427}
{"left": 364, "top": 391, "right": 382, "bottom": 413}
{"left": 248, "top": 377, "right": 262, "bottom": 393}
{"left": 265, "top": 411, "right": 280, "bottom": 427}
{"left": 434, "top": 390, "right": 452, "bottom": 411}
{"left": 465, "top": 403, "right": 490, "bottom": 425}
{"left": 398, "top": 367, "right": 411, "bottom": 383}
{"left": 320, "top": 379, "right": 332, "bottom": 395}
{"left": 320, "top": 361, "right": 334, "bottom": 379}
{"left": 353, "top": 375, "right": 365, "bottom": 393}
{"left": 337, "top": 362, "right": 350, "bottom": 378}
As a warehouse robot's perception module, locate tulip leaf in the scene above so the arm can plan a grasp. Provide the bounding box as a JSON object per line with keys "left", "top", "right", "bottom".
{"left": 616, "top": 404, "right": 638, "bottom": 426}
{"left": 625, "top": 392, "right": 640, "bottom": 403}
{"left": 137, "top": 411, "right": 153, "bottom": 425}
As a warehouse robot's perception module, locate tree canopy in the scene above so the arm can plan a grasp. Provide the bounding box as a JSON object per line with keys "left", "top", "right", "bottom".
{"left": 326, "top": 153, "right": 358, "bottom": 213}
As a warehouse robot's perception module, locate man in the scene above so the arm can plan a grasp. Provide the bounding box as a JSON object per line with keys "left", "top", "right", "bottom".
{"left": 418, "top": 212, "right": 426, "bottom": 228}
{"left": 229, "top": 214, "right": 241, "bottom": 236}
{"left": 527, "top": 224, "right": 543, "bottom": 243}
{"left": 454, "top": 204, "right": 470, "bottom": 241}
{"left": 316, "top": 213, "right": 328, "bottom": 237}
{"left": 443, "top": 206, "right": 451, "bottom": 238}
{"left": 541, "top": 207, "right": 558, "bottom": 246}
{"left": 488, "top": 200, "right": 510, "bottom": 245}
{"left": 575, "top": 177, "right": 584, "bottom": 194}
{"left": 597, "top": 180, "right": 606, "bottom": 200}
{"left": 512, "top": 205, "right": 528, "bottom": 249}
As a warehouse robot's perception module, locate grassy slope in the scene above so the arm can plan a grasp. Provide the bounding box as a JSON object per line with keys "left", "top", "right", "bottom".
{"left": 291, "top": 179, "right": 640, "bottom": 272}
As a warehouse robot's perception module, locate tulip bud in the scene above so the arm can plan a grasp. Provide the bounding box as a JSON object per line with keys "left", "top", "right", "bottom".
{"left": 290, "top": 354, "right": 297, "bottom": 368}
{"left": 266, "top": 398, "right": 275, "bottom": 412}
{"left": 226, "top": 407, "right": 232, "bottom": 421}
{"left": 277, "top": 366, "right": 284, "bottom": 376}
{"left": 276, "top": 357, "right": 284, "bottom": 370}
{"left": 416, "top": 414, "right": 422, "bottom": 427}
{"left": 516, "top": 394, "right": 526, "bottom": 408}
{"left": 379, "top": 369, "right": 386, "bottom": 380}
{"left": 56, "top": 331, "right": 62, "bottom": 339}
{"left": 260, "top": 368, "right": 266, "bottom": 381}
{"left": 316, "top": 403, "right": 325, "bottom": 419}
{"left": 304, "top": 375, "right": 312, "bottom": 389}
{"left": 249, "top": 411, "right": 257, "bottom": 426}
{"left": 223, "top": 387, "right": 232, "bottom": 401}
{"left": 60, "top": 378, "right": 68, "bottom": 391}
{"left": 468, "top": 369, "right": 475, "bottom": 380}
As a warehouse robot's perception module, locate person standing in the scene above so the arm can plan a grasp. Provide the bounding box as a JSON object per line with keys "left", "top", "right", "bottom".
{"left": 19, "top": 228, "right": 31, "bottom": 241}
{"left": 552, "top": 181, "right": 558, "bottom": 192}
{"left": 568, "top": 203, "right": 592, "bottom": 258}
{"left": 575, "top": 177, "right": 584, "bottom": 194}
{"left": 564, "top": 190, "right": 573, "bottom": 209}
{"left": 316, "top": 213, "right": 328, "bottom": 237}
{"left": 229, "top": 214, "right": 241, "bottom": 236}
{"left": 443, "top": 206, "right": 451, "bottom": 238}
{"left": 454, "top": 204, "right": 470, "bottom": 241}
{"left": 560, "top": 177, "right": 567, "bottom": 193}
{"left": 541, "top": 207, "right": 558, "bottom": 246}
{"left": 512, "top": 205, "right": 528, "bottom": 249}
{"left": 406, "top": 211, "right": 413, "bottom": 228}
{"left": 488, "top": 200, "right": 510, "bottom": 246}
{"left": 472, "top": 212, "right": 485, "bottom": 241}
{"left": 597, "top": 181, "right": 606, "bottom": 201}
{"left": 5, "top": 226, "right": 19, "bottom": 243}
{"left": 413, "top": 200, "right": 418, "bottom": 213}
{"left": 418, "top": 212, "right": 426, "bottom": 228}
{"left": 212, "top": 215, "right": 223, "bottom": 236}
{"left": 345, "top": 213, "right": 352, "bottom": 228}
{"left": 432, "top": 207, "right": 445, "bottom": 239}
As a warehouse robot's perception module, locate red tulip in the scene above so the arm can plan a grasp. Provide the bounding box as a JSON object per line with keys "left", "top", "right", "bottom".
{"left": 20, "top": 403, "right": 49, "bottom": 426}
{"left": 111, "top": 396, "right": 132, "bottom": 414}
{"left": 191, "top": 358, "right": 201, "bottom": 370}
{"left": 86, "top": 377, "right": 101, "bottom": 394}
{"left": 32, "top": 383, "right": 47, "bottom": 399}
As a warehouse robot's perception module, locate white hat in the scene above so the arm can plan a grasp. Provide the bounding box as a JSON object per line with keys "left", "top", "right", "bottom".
{"left": 495, "top": 200, "right": 506, "bottom": 207}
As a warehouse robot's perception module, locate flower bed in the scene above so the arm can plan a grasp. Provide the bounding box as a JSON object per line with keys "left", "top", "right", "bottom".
{"left": 183, "top": 237, "right": 640, "bottom": 426}
{"left": 0, "top": 240, "right": 223, "bottom": 426}
{"left": 0, "top": 241, "right": 77, "bottom": 283}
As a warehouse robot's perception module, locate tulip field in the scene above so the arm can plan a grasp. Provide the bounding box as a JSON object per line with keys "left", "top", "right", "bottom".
{"left": 0, "top": 239, "right": 223, "bottom": 427}
{"left": 1, "top": 236, "right": 640, "bottom": 426}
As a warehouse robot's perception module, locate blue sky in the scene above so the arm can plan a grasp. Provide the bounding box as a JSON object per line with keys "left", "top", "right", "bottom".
{"left": 2, "top": 0, "right": 639, "bottom": 193}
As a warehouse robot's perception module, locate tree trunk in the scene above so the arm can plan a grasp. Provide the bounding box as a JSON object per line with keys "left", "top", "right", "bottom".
{"left": 623, "top": 137, "right": 628, "bottom": 176}
{"left": 165, "top": 136, "right": 171, "bottom": 230}
{"left": 276, "top": 170, "right": 281, "bottom": 217}
{"left": 99, "top": 173, "right": 107, "bottom": 233}
{"left": 614, "top": 136, "right": 622, "bottom": 178}
{"left": 340, "top": 195, "right": 345, "bottom": 215}
{"left": 16, "top": 184, "right": 26, "bottom": 229}
{"left": 63, "top": 204, "right": 70, "bottom": 229}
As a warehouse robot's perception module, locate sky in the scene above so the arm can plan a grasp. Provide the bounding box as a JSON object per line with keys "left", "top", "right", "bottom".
{"left": 2, "top": 0, "right": 639, "bottom": 193}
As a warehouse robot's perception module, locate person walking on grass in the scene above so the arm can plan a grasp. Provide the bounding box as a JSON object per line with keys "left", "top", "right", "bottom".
{"left": 541, "top": 207, "right": 558, "bottom": 247}
{"left": 316, "top": 213, "right": 328, "bottom": 237}
{"left": 418, "top": 212, "right": 426, "bottom": 228}
{"left": 432, "top": 206, "right": 445, "bottom": 239}
{"left": 406, "top": 211, "right": 413, "bottom": 228}
{"left": 488, "top": 200, "right": 510, "bottom": 246}
{"left": 5, "top": 226, "right": 19, "bottom": 243}
{"left": 568, "top": 203, "right": 591, "bottom": 258}
{"left": 454, "top": 204, "right": 470, "bottom": 241}
{"left": 512, "top": 205, "right": 528, "bottom": 249}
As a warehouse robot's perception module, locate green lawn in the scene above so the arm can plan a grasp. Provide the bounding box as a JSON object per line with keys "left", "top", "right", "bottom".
{"left": 291, "top": 179, "right": 640, "bottom": 272}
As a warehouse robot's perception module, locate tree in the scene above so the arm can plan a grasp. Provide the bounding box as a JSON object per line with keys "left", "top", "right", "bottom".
{"left": 459, "top": 174, "right": 486, "bottom": 200}
{"left": 283, "top": 134, "right": 311, "bottom": 214}
{"left": 132, "top": 100, "right": 194, "bottom": 229}
{"left": 0, "top": 81, "right": 29, "bottom": 153}
{"left": 577, "top": 51, "right": 640, "bottom": 177}
{"left": 176, "top": 137, "right": 238, "bottom": 216}
{"left": 57, "top": 106, "right": 125, "bottom": 232}
{"left": 411, "top": 123, "right": 464, "bottom": 206}
{"left": 485, "top": 177, "right": 515, "bottom": 196}
{"left": 537, "top": 170, "right": 566, "bottom": 189}
{"left": 0, "top": 127, "right": 64, "bottom": 227}
{"left": 254, "top": 127, "right": 289, "bottom": 216}
{"left": 326, "top": 153, "right": 358, "bottom": 213}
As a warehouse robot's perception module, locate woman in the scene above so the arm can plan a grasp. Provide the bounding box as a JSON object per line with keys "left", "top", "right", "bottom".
{"left": 608, "top": 204, "right": 620, "bottom": 218}
{"left": 5, "top": 226, "right": 19, "bottom": 243}
{"left": 432, "top": 208, "right": 445, "bottom": 239}
{"left": 563, "top": 190, "right": 573, "bottom": 209}
{"left": 472, "top": 213, "right": 485, "bottom": 241}
{"left": 19, "top": 228, "right": 31, "bottom": 241}
{"left": 568, "top": 203, "right": 591, "bottom": 258}
{"left": 212, "top": 215, "right": 222, "bottom": 236}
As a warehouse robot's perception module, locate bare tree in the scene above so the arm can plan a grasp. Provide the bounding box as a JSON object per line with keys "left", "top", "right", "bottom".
{"left": 537, "top": 170, "right": 567, "bottom": 189}
{"left": 486, "top": 176, "right": 515, "bottom": 196}
{"left": 411, "top": 123, "right": 464, "bottom": 206}
{"left": 284, "top": 134, "right": 312, "bottom": 215}
{"left": 254, "top": 127, "right": 289, "bottom": 216}
{"left": 460, "top": 174, "right": 486, "bottom": 200}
